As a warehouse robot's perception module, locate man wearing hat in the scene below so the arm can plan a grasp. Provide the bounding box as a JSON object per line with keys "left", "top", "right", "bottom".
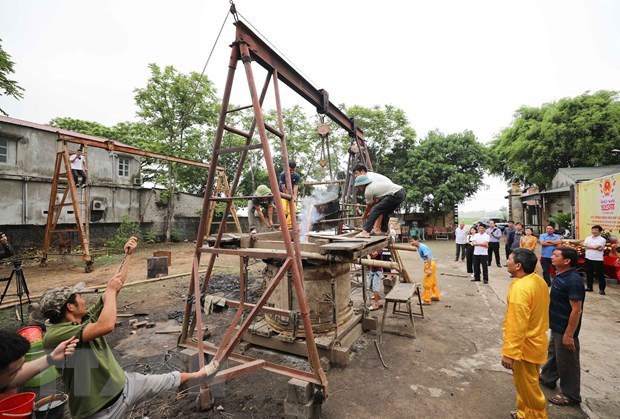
{"left": 354, "top": 175, "right": 406, "bottom": 238}
{"left": 40, "top": 237, "right": 217, "bottom": 418}
{"left": 248, "top": 184, "right": 275, "bottom": 234}
{"left": 279, "top": 160, "right": 301, "bottom": 229}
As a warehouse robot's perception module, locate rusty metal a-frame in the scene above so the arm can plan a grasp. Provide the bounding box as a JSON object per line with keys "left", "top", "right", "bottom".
{"left": 177, "top": 20, "right": 374, "bottom": 404}
{"left": 36, "top": 128, "right": 239, "bottom": 272}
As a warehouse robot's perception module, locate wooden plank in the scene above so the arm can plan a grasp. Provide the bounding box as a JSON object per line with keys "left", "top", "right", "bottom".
{"left": 319, "top": 242, "right": 366, "bottom": 252}
{"left": 385, "top": 283, "right": 416, "bottom": 302}
{"left": 246, "top": 240, "right": 320, "bottom": 253}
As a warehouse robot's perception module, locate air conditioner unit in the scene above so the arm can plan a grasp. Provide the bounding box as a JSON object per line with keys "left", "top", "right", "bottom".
{"left": 92, "top": 199, "right": 108, "bottom": 211}
{"left": 132, "top": 176, "right": 143, "bottom": 186}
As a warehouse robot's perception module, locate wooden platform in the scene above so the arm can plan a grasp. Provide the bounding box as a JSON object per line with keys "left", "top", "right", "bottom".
{"left": 242, "top": 313, "right": 364, "bottom": 366}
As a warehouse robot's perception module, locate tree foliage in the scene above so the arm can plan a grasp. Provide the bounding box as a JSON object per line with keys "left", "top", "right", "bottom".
{"left": 488, "top": 90, "right": 620, "bottom": 189}
{"left": 402, "top": 130, "right": 488, "bottom": 214}
{"left": 133, "top": 64, "right": 219, "bottom": 240}
{"left": 340, "top": 105, "right": 416, "bottom": 174}
{"left": 0, "top": 39, "right": 25, "bottom": 116}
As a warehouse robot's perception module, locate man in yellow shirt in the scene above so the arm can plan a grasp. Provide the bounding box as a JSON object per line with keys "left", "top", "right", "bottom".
{"left": 501, "top": 248, "right": 550, "bottom": 418}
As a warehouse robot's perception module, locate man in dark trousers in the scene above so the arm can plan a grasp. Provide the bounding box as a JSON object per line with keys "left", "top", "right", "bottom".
{"left": 486, "top": 220, "right": 502, "bottom": 267}
{"left": 539, "top": 246, "right": 585, "bottom": 407}
{"left": 504, "top": 220, "right": 515, "bottom": 262}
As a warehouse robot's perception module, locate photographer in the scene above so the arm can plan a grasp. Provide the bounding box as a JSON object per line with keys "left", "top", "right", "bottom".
{"left": 0, "top": 232, "right": 15, "bottom": 260}
{"left": 70, "top": 149, "right": 88, "bottom": 188}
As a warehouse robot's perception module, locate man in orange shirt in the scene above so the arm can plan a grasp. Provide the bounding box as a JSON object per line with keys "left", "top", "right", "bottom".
{"left": 501, "top": 248, "right": 550, "bottom": 418}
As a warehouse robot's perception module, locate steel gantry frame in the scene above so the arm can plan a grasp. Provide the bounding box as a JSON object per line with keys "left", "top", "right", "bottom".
{"left": 36, "top": 126, "right": 239, "bottom": 272}
{"left": 178, "top": 20, "right": 375, "bottom": 404}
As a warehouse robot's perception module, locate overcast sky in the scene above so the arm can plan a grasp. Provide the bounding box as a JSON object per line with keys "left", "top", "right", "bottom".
{"left": 1, "top": 0, "right": 618, "bottom": 211}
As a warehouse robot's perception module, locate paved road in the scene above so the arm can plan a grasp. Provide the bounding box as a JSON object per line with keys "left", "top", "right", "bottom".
{"left": 324, "top": 240, "right": 617, "bottom": 418}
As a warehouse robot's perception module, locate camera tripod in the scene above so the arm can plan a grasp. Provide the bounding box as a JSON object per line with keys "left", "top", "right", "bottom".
{"left": 0, "top": 261, "right": 31, "bottom": 323}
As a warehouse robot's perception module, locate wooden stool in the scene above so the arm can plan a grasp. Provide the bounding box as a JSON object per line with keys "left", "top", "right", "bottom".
{"left": 379, "top": 283, "right": 422, "bottom": 343}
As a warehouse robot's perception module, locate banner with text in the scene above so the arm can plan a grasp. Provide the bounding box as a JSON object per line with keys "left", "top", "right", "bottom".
{"left": 576, "top": 172, "right": 620, "bottom": 239}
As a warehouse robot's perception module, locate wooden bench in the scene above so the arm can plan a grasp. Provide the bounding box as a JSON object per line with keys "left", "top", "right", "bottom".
{"left": 378, "top": 282, "right": 423, "bottom": 343}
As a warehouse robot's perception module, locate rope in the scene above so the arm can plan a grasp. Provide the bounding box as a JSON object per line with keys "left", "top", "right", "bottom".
{"left": 172, "top": 6, "right": 231, "bottom": 139}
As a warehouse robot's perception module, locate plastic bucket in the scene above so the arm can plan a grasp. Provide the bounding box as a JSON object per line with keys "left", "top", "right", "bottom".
{"left": 0, "top": 392, "right": 36, "bottom": 418}
{"left": 17, "top": 326, "right": 43, "bottom": 343}
{"left": 33, "top": 393, "right": 68, "bottom": 419}
{"left": 23, "top": 341, "right": 58, "bottom": 388}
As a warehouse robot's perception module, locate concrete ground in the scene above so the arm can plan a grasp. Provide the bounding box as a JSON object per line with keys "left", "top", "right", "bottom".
{"left": 323, "top": 240, "right": 619, "bottom": 419}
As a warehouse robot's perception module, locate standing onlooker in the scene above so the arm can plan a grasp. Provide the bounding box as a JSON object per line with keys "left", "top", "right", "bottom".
{"left": 520, "top": 227, "right": 537, "bottom": 251}
{"left": 501, "top": 248, "right": 550, "bottom": 419}
{"left": 70, "top": 149, "right": 88, "bottom": 188}
{"left": 510, "top": 223, "right": 524, "bottom": 254}
{"left": 472, "top": 224, "right": 490, "bottom": 284}
{"left": 454, "top": 222, "right": 468, "bottom": 261}
{"left": 367, "top": 248, "right": 383, "bottom": 311}
{"left": 583, "top": 225, "right": 606, "bottom": 295}
{"left": 465, "top": 227, "right": 476, "bottom": 276}
{"left": 504, "top": 220, "right": 516, "bottom": 261}
{"left": 0, "top": 232, "right": 15, "bottom": 259}
{"left": 410, "top": 235, "right": 440, "bottom": 304}
{"left": 486, "top": 220, "right": 502, "bottom": 267}
{"left": 247, "top": 185, "right": 275, "bottom": 234}
{"left": 279, "top": 160, "right": 301, "bottom": 230}
{"left": 539, "top": 225, "right": 563, "bottom": 286}
{"left": 539, "top": 246, "right": 585, "bottom": 407}
{"left": 353, "top": 175, "right": 406, "bottom": 238}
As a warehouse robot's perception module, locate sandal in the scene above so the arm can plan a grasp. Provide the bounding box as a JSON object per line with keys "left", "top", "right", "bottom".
{"left": 368, "top": 305, "right": 383, "bottom": 311}
{"left": 548, "top": 394, "right": 578, "bottom": 406}
{"left": 355, "top": 232, "right": 371, "bottom": 238}
{"left": 510, "top": 411, "right": 518, "bottom": 419}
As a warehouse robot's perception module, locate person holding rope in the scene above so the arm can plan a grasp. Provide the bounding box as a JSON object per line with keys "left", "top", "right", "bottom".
{"left": 0, "top": 331, "right": 77, "bottom": 398}
{"left": 40, "top": 237, "right": 218, "bottom": 418}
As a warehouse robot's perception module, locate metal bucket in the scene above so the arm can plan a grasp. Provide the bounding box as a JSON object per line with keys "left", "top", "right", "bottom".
{"left": 264, "top": 260, "right": 353, "bottom": 335}
{"left": 33, "top": 393, "right": 68, "bottom": 419}
{"left": 311, "top": 195, "right": 340, "bottom": 230}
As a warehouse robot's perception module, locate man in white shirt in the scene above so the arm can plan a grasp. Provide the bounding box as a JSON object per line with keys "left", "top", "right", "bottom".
{"left": 353, "top": 175, "right": 405, "bottom": 238}
{"left": 454, "top": 222, "right": 467, "bottom": 261}
{"left": 583, "top": 225, "right": 607, "bottom": 295}
{"left": 70, "top": 149, "right": 88, "bottom": 188}
{"left": 471, "top": 224, "right": 490, "bottom": 284}
{"left": 353, "top": 164, "right": 395, "bottom": 234}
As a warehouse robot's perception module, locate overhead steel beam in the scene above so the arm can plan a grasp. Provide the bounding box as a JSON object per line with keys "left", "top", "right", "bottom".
{"left": 235, "top": 21, "right": 365, "bottom": 142}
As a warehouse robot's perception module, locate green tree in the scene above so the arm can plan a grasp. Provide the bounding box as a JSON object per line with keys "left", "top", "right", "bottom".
{"left": 340, "top": 105, "right": 416, "bottom": 174}
{"left": 133, "top": 64, "right": 219, "bottom": 241}
{"left": 488, "top": 90, "right": 620, "bottom": 189}
{"left": 404, "top": 130, "right": 488, "bottom": 214}
{"left": 0, "top": 39, "right": 25, "bottom": 116}
{"left": 49, "top": 117, "right": 116, "bottom": 139}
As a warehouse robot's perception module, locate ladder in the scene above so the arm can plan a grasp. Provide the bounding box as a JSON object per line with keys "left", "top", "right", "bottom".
{"left": 41, "top": 141, "right": 93, "bottom": 272}
{"left": 205, "top": 167, "right": 242, "bottom": 236}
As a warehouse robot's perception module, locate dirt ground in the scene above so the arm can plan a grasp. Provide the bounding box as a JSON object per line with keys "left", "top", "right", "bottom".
{"left": 1, "top": 240, "right": 618, "bottom": 418}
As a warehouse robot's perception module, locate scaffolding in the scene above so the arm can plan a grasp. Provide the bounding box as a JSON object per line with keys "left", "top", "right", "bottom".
{"left": 178, "top": 19, "right": 379, "bottom": 407}
{"left": 39, "top": 131, "right": 239, "bottom": 272}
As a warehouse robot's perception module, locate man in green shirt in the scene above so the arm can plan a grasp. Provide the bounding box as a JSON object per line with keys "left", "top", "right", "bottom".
{"left": 41, "top": 237, "right": 218, "bottom": 418}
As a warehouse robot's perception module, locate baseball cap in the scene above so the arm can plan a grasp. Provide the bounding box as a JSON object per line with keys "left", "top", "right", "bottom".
{"left": 39, "top": 282, "right": 86, "bottom": 318}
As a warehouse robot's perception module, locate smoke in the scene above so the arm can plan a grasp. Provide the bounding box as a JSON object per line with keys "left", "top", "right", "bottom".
{"left": 298, "top": 187, "right": 339, "bottom": 242}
